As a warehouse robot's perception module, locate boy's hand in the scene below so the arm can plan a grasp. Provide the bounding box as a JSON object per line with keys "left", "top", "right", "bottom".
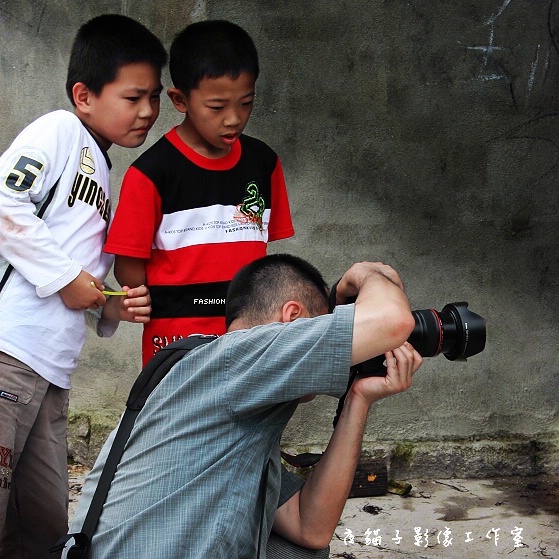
{"left": 59, "top": 270, "right": 106, "bottom": 310}
{"left": 102, "top": 285, "right": 151, "bottom": 323}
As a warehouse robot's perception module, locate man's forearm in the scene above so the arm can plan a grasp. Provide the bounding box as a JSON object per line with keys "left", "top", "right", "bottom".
{"left": 296, "top": 390, "right": 371, "bottom": 547}
{"left": 273, "top": 319, "right": 421, "bottom": 549}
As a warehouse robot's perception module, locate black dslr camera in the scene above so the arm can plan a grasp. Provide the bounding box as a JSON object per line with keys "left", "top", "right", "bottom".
{"left": 329, "top": 280, "right": 486, "bottom": 427}
{"left": 282, "top": 279, "right": 488, "bottom": 464}
{"left": 329, "top": 280, "right": 486, "bottom": 376}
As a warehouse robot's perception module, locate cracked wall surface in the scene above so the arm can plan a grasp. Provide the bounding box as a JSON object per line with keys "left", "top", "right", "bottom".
{"left": 1, "top": 0, "right": 558, "bottom": 477}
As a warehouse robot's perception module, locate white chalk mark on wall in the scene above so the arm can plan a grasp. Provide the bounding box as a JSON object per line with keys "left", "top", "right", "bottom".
{"left": 466, "top": 0, "right": 558, "bottom": 101}
{"left": 486, "top": 0, "right": 513, "bottom": 25}
{"left": 526, "top": 44, "right": 541, "bottom": 98}
{"left": 467, "top": 0, "right": 513, "bottom": 83}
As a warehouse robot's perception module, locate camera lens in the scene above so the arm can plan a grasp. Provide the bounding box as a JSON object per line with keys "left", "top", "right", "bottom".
{"left": 408, "top": 302, "right": 486, "bottom": 360}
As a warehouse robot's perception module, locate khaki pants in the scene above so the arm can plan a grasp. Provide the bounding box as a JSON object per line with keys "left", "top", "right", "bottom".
{"left": 0, "top": 352, "right": 69, "bottom": 559}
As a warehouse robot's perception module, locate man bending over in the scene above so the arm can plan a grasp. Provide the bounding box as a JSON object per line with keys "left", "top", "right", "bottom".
{"left": 67, "top": 254, "right": 422, "bottom": 558}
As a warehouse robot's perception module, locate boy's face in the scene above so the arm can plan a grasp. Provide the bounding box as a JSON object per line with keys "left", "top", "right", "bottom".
{"left": 172, "top": 71, "right": 255, "bottom": 158}
{"left": 76, "top": 62, "right": 163, "bottom": 151}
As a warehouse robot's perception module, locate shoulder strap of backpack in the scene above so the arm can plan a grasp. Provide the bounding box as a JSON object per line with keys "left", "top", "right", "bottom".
{"left": 50, "top": 335, "right": 217, "bottom": 557}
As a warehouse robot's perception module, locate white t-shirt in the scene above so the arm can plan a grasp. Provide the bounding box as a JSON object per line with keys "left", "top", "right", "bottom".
{"left": 0, "top": 110, "right": 114, "bottom": 388}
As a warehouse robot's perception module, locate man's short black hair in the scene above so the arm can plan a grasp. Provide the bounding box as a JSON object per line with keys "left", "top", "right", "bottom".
{"left": 226, "top": 254, "right": 329, "bottom": 329}
{"left": 66, "top": 14, "right": 167, "bottom": 106}
{"left": 169, "top": 20, "right": 259, "bottom": 96}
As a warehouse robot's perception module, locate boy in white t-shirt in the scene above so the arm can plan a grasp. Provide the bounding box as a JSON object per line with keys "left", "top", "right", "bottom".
{"left": 0, "top": 14, "right": 166, "bottom": 557}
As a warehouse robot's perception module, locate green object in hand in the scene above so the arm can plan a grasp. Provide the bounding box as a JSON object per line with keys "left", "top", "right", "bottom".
{"left": 91, "top": 281, "right": 127, "bottom": 296}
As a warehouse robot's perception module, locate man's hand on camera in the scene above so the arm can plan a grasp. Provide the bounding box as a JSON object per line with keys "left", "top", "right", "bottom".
{"left": 350, "top": 341, "right": 423, "bottom": 405}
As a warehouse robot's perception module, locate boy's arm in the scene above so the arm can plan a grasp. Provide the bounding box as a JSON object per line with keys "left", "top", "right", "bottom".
{"left": 104, "top": 166, "right": 160, "bottom": 285}
{"left": 0, "top": 189, "right": 106, "bottom": 309}
{"left": 268, "top": 158, "right": 295, "bottom": 242}
{"left": 114, "top": 256, "right": 147, "bottom": 288}
{"left": 59, "top": 271, "right": 108, "bottom": 310}
{"left": 273, "top": 343, "right": 422, "bottom": 549}
{"left": 0, "top": 113, "right": 105, "bottom": 309}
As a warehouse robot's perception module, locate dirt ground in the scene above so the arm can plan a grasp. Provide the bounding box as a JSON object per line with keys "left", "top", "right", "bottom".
{"left": 329, "top": 475, "right": 559, "bottom": 559}
{"left": 68, "top": 466, "right": 559, "bottom": 558}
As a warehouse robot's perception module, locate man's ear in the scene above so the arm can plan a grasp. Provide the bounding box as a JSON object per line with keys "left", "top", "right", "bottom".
{"left": 280, "top": 301, "right": 305, "bottom": 323}
{"left": 167, "top": 88, "right": 188, "bottom": 113}
{"left": 72, "top": 82, "right": 94, "bottom": 114}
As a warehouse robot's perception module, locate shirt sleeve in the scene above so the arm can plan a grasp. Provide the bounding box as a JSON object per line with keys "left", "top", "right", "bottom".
{"left": 267, "top": 531, "right": 329, "bottom": 559}
{"left": 104, "top": 166, "right": 162, "bottom": 258}
{"left": 267, "top": 158, "right": 294, "bottom": 242}
{"left": 224, "top": 304, "right": 355, "bottom": 416}
{"left": 84, "top": 286, "right": 119, "bottom": 338}
{"left": 0, "top": 114, "right": 82, "bottom": 296}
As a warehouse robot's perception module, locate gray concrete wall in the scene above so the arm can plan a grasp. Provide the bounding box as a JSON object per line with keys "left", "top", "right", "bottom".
{"left": 2, "top": 0, "right": 558, "bottom": 478}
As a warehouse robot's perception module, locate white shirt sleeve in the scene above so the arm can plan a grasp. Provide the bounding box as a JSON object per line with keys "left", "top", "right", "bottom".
{"left": 85, "top": 305, "right": 119, "bottom": 338}
{"left": 0, "top": 115, "right": 83, "bottom": 297}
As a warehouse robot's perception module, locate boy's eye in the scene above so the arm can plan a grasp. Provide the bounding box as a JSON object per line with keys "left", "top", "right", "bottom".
{"left": 208, "top": 106, "right": 223, "bottom": 111}
{"left": 126, "top": 97, "right": 140, "bottom": 102}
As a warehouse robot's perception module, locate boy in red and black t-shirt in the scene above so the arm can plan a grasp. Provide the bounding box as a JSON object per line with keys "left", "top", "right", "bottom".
{"left": 104, "top": 20, "right": 294, "bottom": 365}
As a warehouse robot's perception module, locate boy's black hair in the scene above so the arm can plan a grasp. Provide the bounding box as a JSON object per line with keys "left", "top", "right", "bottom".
{"left": 226, "top": 254, "right": 329, "bottom": 329}
{"left": 170, "top": 20, "right": 259, "bottom": 96}
{"left": 66, "top": 14, "right": 167, "bottom": 105}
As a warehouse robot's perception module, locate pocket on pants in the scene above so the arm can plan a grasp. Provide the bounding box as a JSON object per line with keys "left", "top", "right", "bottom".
{"left": 0, "top": 354, "right": 38, "bottom": 405}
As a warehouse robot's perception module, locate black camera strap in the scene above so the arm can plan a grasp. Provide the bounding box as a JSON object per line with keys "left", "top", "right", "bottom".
{"left": 50, "top": 335, "right": 217, "bottom": 558}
